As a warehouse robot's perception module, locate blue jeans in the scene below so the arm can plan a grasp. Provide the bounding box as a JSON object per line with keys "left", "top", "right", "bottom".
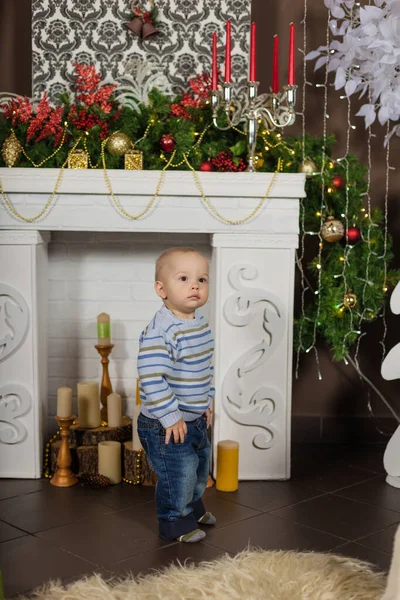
{"left": 137, "top": 413, "right": 211, "bottom": 540}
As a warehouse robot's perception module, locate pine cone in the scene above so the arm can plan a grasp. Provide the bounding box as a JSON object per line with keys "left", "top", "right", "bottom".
{"left": 78, "top": 472, "right": 111, "bottom": 489}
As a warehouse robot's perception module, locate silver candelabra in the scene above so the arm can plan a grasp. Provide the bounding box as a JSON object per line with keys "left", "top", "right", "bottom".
{"left": 210, "top": 81, "right": 297, "bottom": 172}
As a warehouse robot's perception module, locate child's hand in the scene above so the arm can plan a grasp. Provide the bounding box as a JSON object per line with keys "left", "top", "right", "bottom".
{"left": 204, "top": 408, "right": 212, "bottom": 428}
{"left": 165, "top": 418, "right": 187, "bottom": 444}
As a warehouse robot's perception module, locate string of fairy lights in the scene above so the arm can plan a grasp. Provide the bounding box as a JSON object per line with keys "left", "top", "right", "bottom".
{"left": 339, "top": 4, "right": 365, "bottom": 358}
{"left": 293, "top": 0, "right": 398, "bottom": 426}
{"left": 353, "top": 86, "right": 374, "bottom": 370}
{"left": 294, "top": 0, "right": 309, "bottom": 380}
{"left": 335, "top": 5, "right": 392, "bottom": 423}
{"left": 380, "top": 124, "right": 391, "bottom": 361}
{"left": 305, "top": 9, "right": 332, "bottom": 381}
{"left": 338, "top": 35, "right": 355, "bottom": 356}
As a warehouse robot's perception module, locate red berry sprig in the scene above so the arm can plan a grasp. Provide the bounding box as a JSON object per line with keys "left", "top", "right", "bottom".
{"left": 211, "top": 151, "right": 246, "bottom": 172}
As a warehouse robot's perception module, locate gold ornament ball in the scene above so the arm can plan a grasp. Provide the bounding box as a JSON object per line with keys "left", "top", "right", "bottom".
{"left": 106, "top": 132, "right": 132, "bottom": 157}
{"left": 253, "top": 153, "right": 264, "bottom": 169}
{"left": 321, "top": 216, "right": 344, "bottom": 243}
{"left": 2, "top": 132, "right": 22, "bottom": 168}
{"left": 298, "top": 159, "right": 317, "bottom": 178}
{"left": 343, "top": 293, "right": 358, "bottom": 309}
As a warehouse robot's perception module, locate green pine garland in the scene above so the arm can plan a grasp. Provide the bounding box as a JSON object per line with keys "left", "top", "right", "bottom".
{"left": 0, "top": 86, "right": 398, "bottom": 362}
{"left": 291, "top": 142, "right": 398, "bottom": 361}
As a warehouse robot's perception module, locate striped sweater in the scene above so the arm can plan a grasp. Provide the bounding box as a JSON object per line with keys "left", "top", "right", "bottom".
{"left": 138, "top": 304, "right": 215, "bottom": 428}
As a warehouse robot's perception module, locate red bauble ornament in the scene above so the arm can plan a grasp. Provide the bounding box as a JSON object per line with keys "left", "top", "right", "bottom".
{"left": 332, "top": 175, "right": 345, "bottom": 189}
{"left": 347, "top": 226, "right": 361, "bottom": 244}
{"left": 160, "top": 134, "right": 175, "bottom": 153}
{"left": 199, "top": 160, "right": 213, "bottom": 172}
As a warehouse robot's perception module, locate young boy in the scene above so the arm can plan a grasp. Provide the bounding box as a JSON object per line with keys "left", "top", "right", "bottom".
{"left": 137, "top": 247, "right": 216, "bottom": 543}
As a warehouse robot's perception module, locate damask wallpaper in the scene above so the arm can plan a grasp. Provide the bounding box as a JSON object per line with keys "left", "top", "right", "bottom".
{"left": 32, "top": 0, "right": 251, "bottom": 101}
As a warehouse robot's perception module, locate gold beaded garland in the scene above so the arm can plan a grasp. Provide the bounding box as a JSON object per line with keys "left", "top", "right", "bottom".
{"left": 0, "top": 135, "right": 82, "bottom": 222}
{"left": 18, "top": 125, "right": 68, "bottom": 168}
{"left": 83, "top": 138, "right": 101, "bottom": 169}
{"left": 184, "top": 155, "right": 282, "bottom": 225}
{"left": 122, "top": 448, "right": 143, "bottom": 485}
{"left": 102, "top": 139, "right": 177, "bottom": 220}
{"left": 43, "top": 428, "right": 62, "bottom": 478}
{"left": 159, "top": 125, "right": 210, "bottom": 168}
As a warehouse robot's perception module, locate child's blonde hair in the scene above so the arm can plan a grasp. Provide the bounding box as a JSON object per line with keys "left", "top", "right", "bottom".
{"left": 155, "top": 247, "right": 207, "bottom": 281}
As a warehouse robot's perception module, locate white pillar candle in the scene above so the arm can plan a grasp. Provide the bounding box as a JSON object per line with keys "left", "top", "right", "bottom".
{"left": 98, "top": 441, "right": 121, "bottom": 484}
{"left": 57, "top": 387, "right": 72, "bottom": 418}
{"left": 107, "top": 392, "right": 122, "bottom": 428}
{"left": 132, "top": 403, "right": 142, "bottom": 452}
{"left": 77, "top": 381, "right": 101, "bottom": 428}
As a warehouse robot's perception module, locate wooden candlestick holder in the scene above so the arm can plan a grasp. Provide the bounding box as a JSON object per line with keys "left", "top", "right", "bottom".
{"left": 50, "top": 416, "right": 78, "bottom": 487}
{"left": 95, "top": 344, "right": 115, "bottom": 423}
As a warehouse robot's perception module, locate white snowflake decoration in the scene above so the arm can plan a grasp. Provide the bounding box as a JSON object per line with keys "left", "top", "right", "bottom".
{"left": 307, "top": 0, "right": 400, "bottom": 143}
{"left": 115, "top": 59, "right": 173, "bottom": 112}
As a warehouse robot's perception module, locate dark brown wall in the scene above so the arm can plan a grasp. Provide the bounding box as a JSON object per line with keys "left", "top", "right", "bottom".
{"left": 1, "top": 0, "right": 399, "bottom": 428}
{"left": 252, "top": 0, "right": 400, "bottom": 427}
{"left": 0, "top": 0, "right": 32, "bottom": 96}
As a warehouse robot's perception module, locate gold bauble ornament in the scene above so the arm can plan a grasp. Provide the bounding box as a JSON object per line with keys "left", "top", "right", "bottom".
{"left": 298, "top": 159, "right": 317, "bottom": 178}
{"left": 106, "top": 132, "right": 132, "bottom": 157}
{"left": 343, "top": 293, "right": 358, "bottom": 309}
{"left": 253, "top": 152, "right": 264, "bottom": 169}
{"left": 2, "top": 132, "right": 22, "bottom": 168}
{"left": 321, "top": 216, "right": 344, "bottom": 242}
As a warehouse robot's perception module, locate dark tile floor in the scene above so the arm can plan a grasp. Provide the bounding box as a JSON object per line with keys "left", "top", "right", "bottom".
{"left": 1, "top": 443, "right": 399, "bottom": 598}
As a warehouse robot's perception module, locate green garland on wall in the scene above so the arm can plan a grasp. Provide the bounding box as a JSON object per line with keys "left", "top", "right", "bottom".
{"left": 293, "top": 145, "right": 398, "bottom": 361}
{"left": 0, "top": 71, "right": 398, "bottom": 362}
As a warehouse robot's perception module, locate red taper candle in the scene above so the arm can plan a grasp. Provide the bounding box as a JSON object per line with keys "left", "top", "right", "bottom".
{"left": 211, "top": 32, "right": 218, "bottom": 90}
{"left": 272, "top": 34, "right": 279, "bottom": 93}
{"left": 249, "top": 22, "right": 257, "bottom": 82}
{"left": 288, "top": 22, "right": 295, "bottom": 85}
{"left": 224, "top": 20, "right": 232, "bottom": 82}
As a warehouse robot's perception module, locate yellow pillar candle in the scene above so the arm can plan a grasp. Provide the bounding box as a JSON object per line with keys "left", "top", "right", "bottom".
{"left": 216, "top": 440, "right": 239, "bottom": 492}
{"left": 98, "top": 441, "right": 121, "bottom": 484}
{"left": 132, "top": 403, "right": 142, "bottom": 451}
{"left": 77, "top": 381, "right": 101, "bottom": 428}
{"left": 56, "top": 387, "right": 72, "bottom": 418}
{"left": 97, "top": 312, "right": 111, "bottom": 345}
{"left": 107, "top": 392, "right": 122, "bottom": 428}
{"left": 136, "top": 377, "right": 141, "bottom": 405}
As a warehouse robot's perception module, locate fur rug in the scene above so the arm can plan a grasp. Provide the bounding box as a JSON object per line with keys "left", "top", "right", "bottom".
{"left": 25, "top": 548, "right": 387, "bottom": 600}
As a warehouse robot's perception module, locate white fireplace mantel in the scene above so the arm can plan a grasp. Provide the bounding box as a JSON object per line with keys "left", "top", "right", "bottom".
{"left": 0, "top": 168, "right": 305, "bottom": 480}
